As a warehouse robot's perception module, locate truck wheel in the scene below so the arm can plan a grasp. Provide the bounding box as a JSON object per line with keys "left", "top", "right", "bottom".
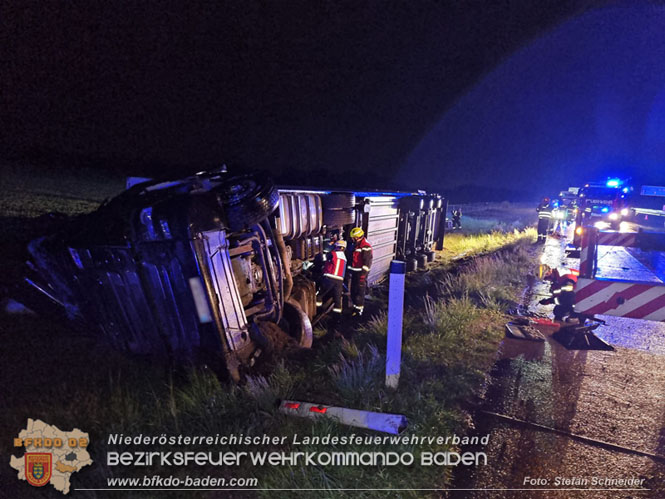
{"left": 215, "top": 175, "right": 279, "bottom": 231}
{"left": 322, "top": 193, "right": 355, "bottom": 211}
{"left": 406, "top": 258, "right": 418, "bottom": 272}
{"left": 280, "top": 299, "right": 313, "bottom": 348}
{"left": 324, "top": 208, "right": 355, "bottom": 228}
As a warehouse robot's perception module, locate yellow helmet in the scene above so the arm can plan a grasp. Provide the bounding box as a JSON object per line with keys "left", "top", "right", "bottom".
{"left": 335, "top": 239, "right": 347, "bottom": 250}
{"left": 350, "top": 227, "right": 364, "bottom": 239}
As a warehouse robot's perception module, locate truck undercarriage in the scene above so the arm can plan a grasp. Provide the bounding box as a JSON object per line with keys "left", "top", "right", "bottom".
{"left": 20, "top": 169, "right": 446, "bottom": 379}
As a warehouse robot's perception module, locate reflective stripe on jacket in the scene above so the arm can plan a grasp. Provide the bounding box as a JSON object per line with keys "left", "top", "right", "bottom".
{"left": 537, "top": 203, "right": 553, "bottom": 219}
{"left": 323, "top": 250, "right": 347, "bottom": 280}
{"left": 348, "top": 237, "right": 373, "bottom": 273}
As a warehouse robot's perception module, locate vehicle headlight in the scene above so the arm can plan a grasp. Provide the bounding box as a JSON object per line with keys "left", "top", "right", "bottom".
{"left": 575, "top": 226, "right": 583, "bottom": 235}
{"left": 620, "top": 208, "right": 629, "bottom": 216}
{"left": 609, "top": 213, "right": 619, "bottom": 221}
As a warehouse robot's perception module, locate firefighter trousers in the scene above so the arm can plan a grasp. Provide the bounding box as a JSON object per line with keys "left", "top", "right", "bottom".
{"left": 351, "top": 271, "right": 367, "bottom": 314}
{"left": 553, "top": 290, "right": 576, "bottom": 321}
{"left": 537, "top": 217, "right": 550, "bottom": 240}
{"left": 321, "top": 277, "right": 344, "bottom": 314}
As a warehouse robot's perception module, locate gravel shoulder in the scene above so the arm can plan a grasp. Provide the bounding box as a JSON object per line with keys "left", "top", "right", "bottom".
{"left": 458, "top": 232, "right": 665, "bottom": 498}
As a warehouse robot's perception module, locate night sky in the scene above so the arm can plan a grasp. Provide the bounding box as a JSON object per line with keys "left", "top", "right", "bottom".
{"left": 402, "top": 1, "right": 665, "bottom": 197}
{"left": 5, "top": 0, "right": 649, "bottom": 200}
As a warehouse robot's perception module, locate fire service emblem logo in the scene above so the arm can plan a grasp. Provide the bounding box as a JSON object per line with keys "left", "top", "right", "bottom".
{"left": 25, "top": 453, "right": 52, "bottom": 487}
{"left": 10, "top": 419, "right": 93, "bottom": 495}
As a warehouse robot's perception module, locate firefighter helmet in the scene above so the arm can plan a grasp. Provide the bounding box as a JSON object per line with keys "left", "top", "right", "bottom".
{"left": 335, "top": 240, "right": 347, "bottom": 250}
{"left": 350, "top": 227, "right": 364, "bottom": 239}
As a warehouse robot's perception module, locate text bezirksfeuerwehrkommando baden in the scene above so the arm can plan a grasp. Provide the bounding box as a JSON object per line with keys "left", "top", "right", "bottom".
{"left": 106, "top": 433, "right": 490, "bottom": 467}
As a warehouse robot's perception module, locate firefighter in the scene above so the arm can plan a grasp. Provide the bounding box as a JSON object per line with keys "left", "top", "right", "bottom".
{"left": 348, "top": 227, "right": 373, "bottom": 317}
{"left": 317, "top": 238, "right": 347, "bottom": 318}
{"left": 452, "top": 208, "right": 462, "bottom": 229}
{"left": 550, "top": 199, "right": 564, "bottom": 238}
{"left": 536, "top": 197, "right": 552, "bottom": 243}
{"left": 539, "top": 267, "right": 578, "bottom": 321}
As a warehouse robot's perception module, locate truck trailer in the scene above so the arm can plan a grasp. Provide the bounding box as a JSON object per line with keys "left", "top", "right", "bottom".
{"left": 22, "top": 169, "right": 446, "bottom": 380}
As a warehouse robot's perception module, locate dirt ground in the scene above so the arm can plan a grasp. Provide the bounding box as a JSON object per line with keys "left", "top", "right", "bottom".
{"left": 456, "top": 229, "right": 665, "bottom": 498}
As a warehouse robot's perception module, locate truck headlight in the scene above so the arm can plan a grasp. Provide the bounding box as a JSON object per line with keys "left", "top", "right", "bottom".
{"left": 620, "top": 208, "right": 629, "bottom": 216}
{"left": 609, "top": 213, "right": 619, "bottom": 221}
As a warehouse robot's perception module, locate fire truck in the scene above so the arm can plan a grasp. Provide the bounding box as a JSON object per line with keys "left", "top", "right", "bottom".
{"left": 571, "top": 178, "right": 632, "bottom": 248}
{"left": 22, "top": 169, "right": 446, "bottom": 380}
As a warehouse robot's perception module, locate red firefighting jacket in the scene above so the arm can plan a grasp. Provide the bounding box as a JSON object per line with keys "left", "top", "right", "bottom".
{"left": 323, "top": 250, "right": 347, "bottom": 280}
{"left": 546, "top": 269, "right": 578, "bottom": 291}
{"left": 348, "top": 237, "right": 373, "bottom": 275}
{"left": 540, "top": 268, "right": 578, "bottom": 305}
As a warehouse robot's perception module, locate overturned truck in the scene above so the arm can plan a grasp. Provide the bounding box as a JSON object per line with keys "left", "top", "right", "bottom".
{"left": 24, "top": 170, "right": 446, "bottom": 379}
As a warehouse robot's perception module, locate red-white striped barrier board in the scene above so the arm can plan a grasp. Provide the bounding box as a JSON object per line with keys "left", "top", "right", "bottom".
{"left": 596, "top": 231, "right": 638, "bottom": 247}
{"left": 575, "top": 277, "right": 665, "bottom": 321}
{"left": 579, "top": 228, "right": 597, "bottom": 278}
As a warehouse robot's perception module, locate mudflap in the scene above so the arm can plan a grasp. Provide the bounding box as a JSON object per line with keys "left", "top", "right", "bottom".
{"left": 552, "top": 324, "right": 615, "bottom": 351}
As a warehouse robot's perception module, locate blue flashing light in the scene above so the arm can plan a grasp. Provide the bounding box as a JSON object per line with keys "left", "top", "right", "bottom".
{"left": 601, "top": 206, "right": 610, "bottom": 213}
{"left": 606, "top": 178, "right": 621, "bottom": 188}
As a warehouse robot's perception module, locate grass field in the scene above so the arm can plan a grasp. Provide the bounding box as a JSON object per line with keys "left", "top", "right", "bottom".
{"left": 0, "top": 166, "right": 540, "bottom": 497}
{"left": 448, "top": 202, "right": 537, "bottom": 234}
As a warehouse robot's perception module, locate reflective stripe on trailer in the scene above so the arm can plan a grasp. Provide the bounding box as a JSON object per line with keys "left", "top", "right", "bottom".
{"left": 575, "top": 277, "right": 665, "bottom": 321}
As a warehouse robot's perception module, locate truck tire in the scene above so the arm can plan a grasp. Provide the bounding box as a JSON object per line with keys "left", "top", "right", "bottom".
{"left": 281, "top": 299, "right": 313, "bottom": 348}
{"left": 324, "top": 208, "right": 355, "bottom": 228}
{"left": 215, "top": 175, "right": 279, "bottom": 231}
{"left": 322, "top": 193, "right": 355, "bottom": 211}
{"left": 406, "top": 258, "right": 418, "bottom": 272}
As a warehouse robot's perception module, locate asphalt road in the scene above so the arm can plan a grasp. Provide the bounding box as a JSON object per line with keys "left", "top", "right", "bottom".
{"left": 456, "top": 227, "right": 665, "bottom": 498}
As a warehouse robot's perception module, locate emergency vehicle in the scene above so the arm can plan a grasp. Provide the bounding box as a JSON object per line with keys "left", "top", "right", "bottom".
{"left": 572, "top": 178, "right": 632, "bottom": 248}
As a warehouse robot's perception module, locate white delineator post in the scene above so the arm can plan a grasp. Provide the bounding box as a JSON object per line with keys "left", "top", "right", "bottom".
{"left": 386, "top": 260, "right": 406, "bottom": 389}
{"left": 278, "top": 400, "right": 408, "bottom": 434}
